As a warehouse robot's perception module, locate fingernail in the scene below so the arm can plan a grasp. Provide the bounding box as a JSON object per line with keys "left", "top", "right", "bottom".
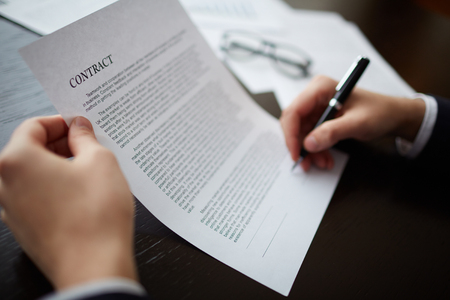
{"left": 304, "top": 135, "right": 319, "bottom": 152}
{"left": 74, "top": 117, "right": 91, "bottom": 129}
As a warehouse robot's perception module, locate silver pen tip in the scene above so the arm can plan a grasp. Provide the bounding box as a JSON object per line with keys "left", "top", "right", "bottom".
{"left": 291, "top": 157, "right": 304, "bottom": 171}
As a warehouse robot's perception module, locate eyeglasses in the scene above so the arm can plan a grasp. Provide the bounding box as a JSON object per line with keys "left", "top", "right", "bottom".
{"left": 220, "top": 30, "right": 313, "bottom": 78}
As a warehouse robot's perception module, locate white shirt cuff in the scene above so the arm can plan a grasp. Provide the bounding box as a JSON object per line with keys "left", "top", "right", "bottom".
{"left": 40, "top": 278, "right": 147, "bottom": 300}
{"left": 396, "top": 93, "right": 437, "bottom": 158}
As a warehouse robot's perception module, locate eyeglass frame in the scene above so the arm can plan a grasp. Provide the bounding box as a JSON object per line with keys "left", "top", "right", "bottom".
{"left": 220, "top": 30, "right": 313, "bottom": 78}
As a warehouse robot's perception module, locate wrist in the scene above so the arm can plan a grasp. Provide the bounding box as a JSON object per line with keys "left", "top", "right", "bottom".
{"left": 394, "top": 97, "right": 426, "bottom": 142}
{"left": 50, "top": 239, "right": 137, "bottom": 290}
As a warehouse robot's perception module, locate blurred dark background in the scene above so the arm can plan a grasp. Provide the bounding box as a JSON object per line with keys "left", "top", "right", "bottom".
{"left": 286, "top": 0, "right": 450, "bottom": 98}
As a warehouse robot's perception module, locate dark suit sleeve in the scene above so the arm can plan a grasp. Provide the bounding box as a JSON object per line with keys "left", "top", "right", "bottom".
{"left": 416, "top": 95, "right": 450, "bottom": 163}
{"left": 80, "top": 292, "right": 151, "bottom": 300}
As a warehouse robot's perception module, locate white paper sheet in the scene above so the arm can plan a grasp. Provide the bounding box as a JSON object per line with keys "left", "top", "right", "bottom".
{"left": 0, "top": 0, "right": 117, "bottom": 35}
{"left": 195, "top": 9, "right": 347, "bottom": 95}
{"left": 0, "top": 0, "right": 286, "bottom": 36}
{"left": 196, "top": 9, "right": 415, "bottom": 109}
{"left": 271, "top": 13, "right": 415, "bottom": 108}
{"left": 1, "top": 0, "right": 415, "bottom": 110}
{"left": 19, "top": 0, "right": 348, "bottom": 295}
{"left": 179, "top": 0, "right": 288, "bottom": 32}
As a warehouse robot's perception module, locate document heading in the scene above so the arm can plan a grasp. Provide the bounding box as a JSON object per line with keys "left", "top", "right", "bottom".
{"left": 69, "top": 54, "right": 113, "bottom": 88}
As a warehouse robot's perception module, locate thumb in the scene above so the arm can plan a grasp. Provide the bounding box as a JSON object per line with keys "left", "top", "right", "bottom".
{"left": 303, "top": 116, "right": 358, "bottom": 153}
{"left": 68, "top": 117, "right": 100, "bottom": 157}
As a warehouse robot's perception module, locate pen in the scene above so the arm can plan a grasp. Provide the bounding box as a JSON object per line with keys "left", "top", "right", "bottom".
{"left": 292, "top": 56, "right": 370, "bottom": 170}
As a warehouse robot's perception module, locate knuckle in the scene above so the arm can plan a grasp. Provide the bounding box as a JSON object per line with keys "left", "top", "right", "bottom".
{"left": 20, "top": 117, "right": 39, "bottom": 127}
{"left": 16, "top": 117, "right": 45, "bottom": 134}
{"left": 312, "top": 75, "right": 337, "bottom": 89}
{"left": 0, "top": 150, "right": 27, "bottom": 175}
{"left": 280, "top": 108, "right": 297, "bottom": 126}
{"left": 0, "top": 211, "right": 9, "bottom": 227}
{"left": 312, "top": 74, "right": 328, "bottom": 83}
{"left": 321, "top": 123, "right": 339, "bottom": 143}
{"left": 280, "top": 108, "right": 292, "bottom": 121}
{"left": 312, "top": 74, "right": 331, "bottom": 85}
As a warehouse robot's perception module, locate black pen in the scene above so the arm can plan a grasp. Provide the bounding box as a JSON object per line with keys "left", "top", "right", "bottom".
{"left": 292, "top": 56, "right": 370, "bottom": 170}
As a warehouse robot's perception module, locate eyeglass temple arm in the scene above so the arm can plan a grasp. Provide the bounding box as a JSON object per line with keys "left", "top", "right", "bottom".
{"left": 225, "top": 41, "right": 311, "bottom": 69}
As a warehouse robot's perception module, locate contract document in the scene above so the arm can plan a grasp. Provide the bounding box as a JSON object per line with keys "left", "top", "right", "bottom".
{"left": 19, "top": 0, "right": 348, "bottom": 296}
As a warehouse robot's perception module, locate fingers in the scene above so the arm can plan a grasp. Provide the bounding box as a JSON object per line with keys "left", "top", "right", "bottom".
{"left": 11, "top": 115, "right": 68, "bottom": 146}
{"left": 0, "top": 116, "right": 68, "bottom": 178}
{"left": 299, "top": 156, "right": 312, "bottom": 171}
{"left": 0, "top": 177, "right": 11, "bottom": 224}
{"left": 36, "top": 115, "right": 69, "bottom": 144}
{"left": 34, "top": 116, "right": 71, "bottom": 157}
{"left": 0, "top": 209, "right": 7, "bottom": 226}
{"left": 304, "top": 113, "right": 362, "bottom": 153}
{"left": 68, "top": 117, "right": 101, "bottom": 157}
{"left": 288, "top": 76, "right": 338, "bottom": 116}
{"left": 280, "top": 109, "right": 301, "bottom": 161}
{"left": 299, "top": 151, "right": 334, "bottom": 172}
{"left": 0, "top": 116, "right": 70, "bottom": 161}
{"left": 280, "top": 76, "right": 338, "bottom": 161}
{"left": 0, "top": 177, "right": 4, "bottom": 211}
{"left": 46, "top": 136, "right": 71, "bottom": 158}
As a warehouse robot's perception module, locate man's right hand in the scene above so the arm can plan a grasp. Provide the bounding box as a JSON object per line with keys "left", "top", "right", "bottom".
{"left": 280, "top": 75, "right": 426, "bottom": 171}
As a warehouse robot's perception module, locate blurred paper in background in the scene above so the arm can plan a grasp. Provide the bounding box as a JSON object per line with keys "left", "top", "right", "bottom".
{"left": 0, "top": 0, "right": 414, "bottom": 109}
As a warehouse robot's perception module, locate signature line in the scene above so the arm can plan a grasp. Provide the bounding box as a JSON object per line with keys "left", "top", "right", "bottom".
{"left": 246, "top": 206, "right": 273, "bottom": 249}
{"left": 263, "top": 213, "right": 287, "bottom": 257}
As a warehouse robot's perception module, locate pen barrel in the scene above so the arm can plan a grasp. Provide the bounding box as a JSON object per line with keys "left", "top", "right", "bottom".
{"left": 313, "top": 105, "right": 338, "bottom": 129}
{"left": 335, "top": 57, "right": 370, "bottom": 103}
{"left": 299, "top": 147, "right": 309, "bottom": 158}
{"left": 296, "top": 57, "right": 369, "bottom": 163}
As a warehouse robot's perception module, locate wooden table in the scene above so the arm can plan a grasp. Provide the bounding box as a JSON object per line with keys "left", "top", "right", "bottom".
{"left": 1, "top": 1, "right": 450, "bottom": 299}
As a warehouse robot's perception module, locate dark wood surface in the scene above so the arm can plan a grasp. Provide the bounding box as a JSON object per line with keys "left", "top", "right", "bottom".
{"left": 1, "top": 0, "right": 450, "bottom": 299}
